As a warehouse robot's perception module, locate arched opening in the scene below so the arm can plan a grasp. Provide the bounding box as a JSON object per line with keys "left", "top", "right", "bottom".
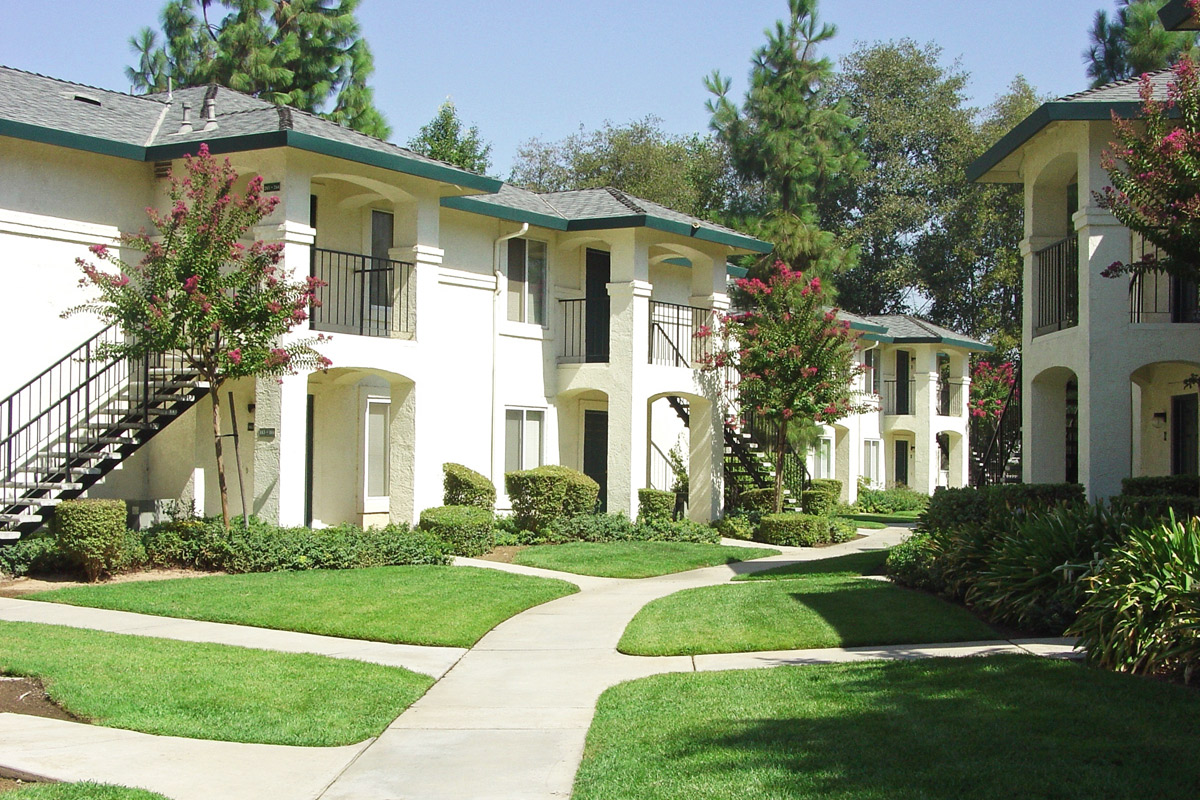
{"left": 1030, "top": 366, "right": 1079, "bottom": 484}
{"left": 306, "top": 367, "right": 415, "bottom": 527}
{"left": 647, "top": 391, "right": 719, "bottom": 522}
{"left": 1131, "top": 361, "right": 1200, "bottom": 478}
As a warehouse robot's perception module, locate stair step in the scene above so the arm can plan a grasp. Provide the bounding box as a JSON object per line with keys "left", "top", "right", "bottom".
{"left": 0, "top": 513, "right": 42, "bottom": 526}
{"left": 47, "top": 450, "right": 120, "bottom": 461}
{"left": 0, "top": 481, "right": 82, "bottom": 491}
{"left": 10, "top": 497, "right": 60, "bottom": 508}
{"left": 70, "top": 436, "right": 135, "bottom": 446}
{"left": 82, "top": 421, "right": 156, "bottom": 431}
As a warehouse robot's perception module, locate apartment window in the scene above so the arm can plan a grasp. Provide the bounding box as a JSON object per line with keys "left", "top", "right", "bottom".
{"left": 863, "top": 348, "right": 881, "bottom": 395}
{"left": 505, "top": 408, "right": 545, "bottom": 473}
{"left": 810, "top": 437, "right": 833, "bottom": 480}
{"left": 863, "top": 439, "right": 882, "bottom": 488}
{"left": 508, "top": 238, "right": 547, "bottom": 325}
{"left": 364, "top": 397, "right": 390, "bottom": 500}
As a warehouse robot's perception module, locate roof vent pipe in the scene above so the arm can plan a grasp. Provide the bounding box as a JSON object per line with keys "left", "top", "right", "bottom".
{"left": 178, "top": 102, "right": 193, "bottom": 134}
{"left": 202, "top": 97, "right": 218, "bottom": 131}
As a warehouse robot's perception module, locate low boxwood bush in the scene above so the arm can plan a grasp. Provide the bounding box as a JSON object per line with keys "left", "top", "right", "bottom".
{"left": 885, "top": 532, "right": 943, "bottom": 592}
{"left": 829, "top": 515, "right": 857, "bottom": 544}
{"left": 986, "top": 482, "right": 1085, "bottom": 514}
{"left": 857, "top": 485, "right": 929, "bottom": 514}
{"left": 811, "top": 478, "right": 843, "bottom": 500}
{"left": 917, "top": 486, "right": 990, "bottom": 537}
{"left": 1111, "top": 495, "right": 1200, "bottom": 519}
{"left": 638, "top": 489, "right": 675, "bottom": 521}
{"left": 1121, "top": 474, "right": 1200, "bottom": 497}
{"left": 739, "top": 488, "right": 776, "bottom": 515}
{"left": 1069, "top": 514, "right": 1200, "bottom": 682}
{"left": 443, "top": 463, "right": 496, "bottom": 510}
{"left": 758, "top": 512, "right": 831, "bottom": 547}
{"left": 633, "top": 517, "right": 720, "bottom": 544}
{"left": 550, "top": 512, "right": 636, "bottom": 543}
{"left": 800, "top": 486, "right": 838, "bottom": 516}
{"left": 713, "top": 514, "right": 755, "bottom": 541}
{"left": 55, "top": 499, "right": 128, "bottom": 581}
{"left": 505, "top": 466, "right": 599, "bottom": 531}
{"left": 419, "top": 505, "right": 494, "bottom": 557}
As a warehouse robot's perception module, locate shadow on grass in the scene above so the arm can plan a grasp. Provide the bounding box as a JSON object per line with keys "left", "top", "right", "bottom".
{"left": 579, "top": 657, "right": 1200, "bottom": 800}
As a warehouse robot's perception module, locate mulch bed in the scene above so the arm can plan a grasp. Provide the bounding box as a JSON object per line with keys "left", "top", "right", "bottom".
{"left": 474, "top": 545, "right": 528, "bottom": 564}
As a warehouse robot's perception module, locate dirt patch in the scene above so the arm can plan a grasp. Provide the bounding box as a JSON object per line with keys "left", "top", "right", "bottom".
{"left": 0, "top": 775, "right": 34, "bottom": 794}
{"left": 0, "top": 676, "right": 84, "bottom": 724}
{"left": 475, "top": 546, "right": 529, "bottom": 564}
{"left": 0, "top": 568, "right": 218, "bottom": 598}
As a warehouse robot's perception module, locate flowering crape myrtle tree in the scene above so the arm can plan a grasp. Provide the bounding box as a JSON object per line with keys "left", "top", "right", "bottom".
{"left": 698, "top": 260, "right": 867, "bottom": 513}
{"left": 1097, "top": 56, "right": 1200, "bottom": 284}
{"left": 66, "top": 144, "right": 330, "bottom": 529}
{"left": 969, "top": 359, "right": 1018, "bottom": 481}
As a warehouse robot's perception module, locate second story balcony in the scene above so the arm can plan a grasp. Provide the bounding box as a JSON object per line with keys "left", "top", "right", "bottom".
{"left": 649, "top": 301, "right": 711, "bottom": 368}
{"left": 1034, "top": 235, "right": 1079, "bottom": 337}
{"left": 310, "top": 248, "right": 415, "bottom": 339}
{"left": 883, "top": 378, "right": 915, "bottom": 416}
{"left": 938, "top": 379, "right": 964, "bottom": 417}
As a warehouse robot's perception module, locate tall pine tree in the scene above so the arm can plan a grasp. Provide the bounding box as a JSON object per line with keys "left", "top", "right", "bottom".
{"left": 127, "top": 0, "right": 389, "bottom": 138}
{"left": 1085, "top": 1, "right": 1197, "bottom": 88}
{"left": 705, "top": 0, "right": 863, "bottom": 279}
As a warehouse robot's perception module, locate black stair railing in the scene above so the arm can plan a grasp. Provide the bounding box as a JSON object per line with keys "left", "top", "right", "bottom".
{"left": 0, "top": 326, "right": 205, "bottom": 534}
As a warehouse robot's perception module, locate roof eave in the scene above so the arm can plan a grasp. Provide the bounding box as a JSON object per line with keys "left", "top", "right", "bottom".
{"left": 0, "top": 118, "right": 146, "bottom": 161}
{"left": 890, "top": 335, "right": 994, "bottom": 352}
{"left": 967, "top": 100, "right": 1145, "bottom": 184}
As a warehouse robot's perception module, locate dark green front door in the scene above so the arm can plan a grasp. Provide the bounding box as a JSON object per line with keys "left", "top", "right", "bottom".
{"left": 583, "top": 410, "right": 608, "bottom": 511}
{"left": 1172, "top": 393, "right": 1199, "bottom": 476}
{"left": 585, "top": 250, "right": 610, "bottom": 363}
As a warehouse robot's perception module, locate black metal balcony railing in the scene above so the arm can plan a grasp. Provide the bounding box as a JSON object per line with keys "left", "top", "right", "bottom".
{"left": 883, "top": 379, "right": 915, "bottom": 416}
{"left": 1128, "top": 240, "right": 1200, "bottom": 323}
{"left": 1034, "top": 235, "right": 1079, "bottom": 337}
{"left": 649, "top": 301, "right": 711, "bottom": 368}
{"left": 938, "top": 381, "right": 964, "bottom": 417}
{"left": 310, "top": 248, "right": 414, "bottom": 338}
{"left": 559, "top": 299, "right": 610, "bottom": 363}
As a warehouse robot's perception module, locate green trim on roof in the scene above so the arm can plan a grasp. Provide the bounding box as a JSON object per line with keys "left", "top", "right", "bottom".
{"left": 890, "top": 334, "right": 994, "bottom": 352}
{"left": 441, "top": 195, "right": 772, "bottom": 253}
{"left": 726, "top": 264, "right": 749, "bottom": 279}
{"left": 848, "top": 319, "right": 890, "bottom": 335}
{"left": 2, "top": 119, "right": 502, "bottom": 193}
{"left": 1160, "top": 0, "right": 1198, "bottom": 30}
{"left": 663, "top": 257, "right": 692, "bottom": 267}
{"left": 967, "top": 100, "right": 1144, "bottom": 183}
{"left": 0, "top": 118, "right": 146, "bottom": 161}
{"left": 859, "top": 333, "right": 893, "bottom": 343}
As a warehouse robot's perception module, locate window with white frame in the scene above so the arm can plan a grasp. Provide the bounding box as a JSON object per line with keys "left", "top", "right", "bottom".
{"left": 505, "top": 408, "right": 545, "bottom": 473}
{"left": 507, "top": 238, "right": 547, "bottom": 325}
{"left": 810, "top": 437, "right": 833, "bottom": 480}
{"left": 863, "top": 348, "right": 881, "bottom": 395}
{"left": 363, "top": 396, "right": 391, "bottom": 508}
{"left": 863, "top": 439, "right": 883, "bottom": 488}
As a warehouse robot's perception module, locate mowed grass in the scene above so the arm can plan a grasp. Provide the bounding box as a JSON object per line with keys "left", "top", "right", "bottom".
{"left": 574, "top": 656, "right": 1200, "bottom": 800}
{"left": 0, "top": 621, "right": 431, "bottom": 746}
{"left": 511, "top": 542, "right": 779, "bottom": 578}
{"left": 5, "top": 784, "right": 170, "bottom": 799}
{"left": 619, "top": 548, "right": 994, "bottom": 655}
{"left": 30, "top": 565, "right": 577, "bottom": 647}
{"left": 847, "top": 510, "right": 921, "bottom": 525}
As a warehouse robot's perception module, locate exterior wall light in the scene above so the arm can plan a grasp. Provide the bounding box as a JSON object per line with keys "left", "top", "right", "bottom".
{"left": 1152, "top": 411, "right": 1167, "bottom": 429}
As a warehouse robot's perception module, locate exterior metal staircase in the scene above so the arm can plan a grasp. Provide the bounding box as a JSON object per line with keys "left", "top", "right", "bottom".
{"left": 663, "top": 396, "right": 801, "bottom": 512}
{"left": 0, "top": 326, "right": 207, "bottom": 539}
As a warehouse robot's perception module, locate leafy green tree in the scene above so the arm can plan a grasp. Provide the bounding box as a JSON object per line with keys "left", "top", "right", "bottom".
{"left": 1098, "top": 59, "right": 1200, "bottom": 283}
{"left": 705, "top": 0, "right": 864, "bottom": 277}
{"left": 823, "top": 40, "right": 975, "bottom": 315}
{"left": 67, "top": 145, "right": 330, "bottom": 529}
{"left": 913, "top": 77, "right": 1042, "bottom": 359}
{"left": 127, "top": 0, "right": 389, "bottom": 138}
{"left": 407, "top": 100, "right": 493, "bottom": 175}
{"left": 1086, "top": 1, "right": 1197, "bottom": 87}
{"left": 509, "top": 116, "right": 737, "bottom": 220}
{"left": 699, "top": 262, "right": 866, "bottom": 513}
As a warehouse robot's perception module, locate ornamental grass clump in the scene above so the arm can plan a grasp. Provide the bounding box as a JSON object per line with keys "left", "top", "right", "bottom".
{"left": 1069, "top": 513, "right": 1200, "bottom": 683}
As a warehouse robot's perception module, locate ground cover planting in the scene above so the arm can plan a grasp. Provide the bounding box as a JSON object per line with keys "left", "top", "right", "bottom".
{"left": 0, "top": 621, "right": 430, "bottom": 746}
{"left": 28, "top": 566, "right": 577, "bottom": 647}
{"left": 511, "top": 542, "right": 778, "bottom": 578}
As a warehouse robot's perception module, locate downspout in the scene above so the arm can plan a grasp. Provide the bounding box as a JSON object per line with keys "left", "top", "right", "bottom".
{"left": 490, "top": 223, "right": 529, "bottom": 485}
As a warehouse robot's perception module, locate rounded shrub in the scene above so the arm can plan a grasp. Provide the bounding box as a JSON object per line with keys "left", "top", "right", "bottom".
{"left": 633, "top": 517, "right": 720, "bottom": 544}
{"left": 884, "top": 531, "right": 943, "bottom": 592}
{"left": 443, "top": 463, "right": 496, "bottom": 510}
{"left": 811, "top": 478, "right": 843, "bottom": 501}
{"left": 713, "top": 515, "right": 755, "bottom": 541}
{"left": 550, "top": 512, "right": 636, "bottom": 543}
{"left": 740, "top": 488, "right": 776, "bottom": 515}
{"left": 800, "top": 486, "right": 838, "bottom": 517}
{"left": 538, "top": 465, "right": 600, "bottom": 516}
{"left": 54, "top": 498, "right": 128, "bottom": 581}
{"left": 638, "top": 489, "right": 675, "bottom": 521}
{"left": 419, "top": 505, "right": 494, "bottom": 557}
{"left": 757, "top": 512, "right": 830, "bottom": 547}
{"left": 505, "top": 466, "right": 598, "bottom": 530}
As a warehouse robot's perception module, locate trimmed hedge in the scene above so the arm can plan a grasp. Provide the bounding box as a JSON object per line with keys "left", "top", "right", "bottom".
{"left": 917, "top": 487, "right": 991, "bottom": 537}
{"left": 800, "top": 487, "right": 838, "bottom": 517}
{"left": 443, "top": 463, "right": 496, "bottom": 510}
{"left": 638, "top": 489, "right": 675, "bottom": 521}
{"left": 1121, "top": 474, "right": 1200, "bottom": 497}
{"left": 713, "top": 515, "right": 755, "bottom": 541}
{"left": 419, "top": 505, "right": 494, "bottom": 557}
{"left": 758, "top": 512, "right": 832, "bottom": 547}
{"left": 544, "top": 512, "right": 720, "bottom": 545}
{"left": 505, "top": 465, "right": 599, "bottom": 531}
{"left": 811, "top": 478, "right": 843, "bottom": 500}
{"left": 740, "top": 488, "right": 776, "bottom": 515}
{"left": 856, "top": 485, "right": 929, "bottom": 514}
{"left": 55, "top": 499, "right": 128, "bottom": 581}
{"left": 1111, "top": 495, "right": 1200, "bottom": 519}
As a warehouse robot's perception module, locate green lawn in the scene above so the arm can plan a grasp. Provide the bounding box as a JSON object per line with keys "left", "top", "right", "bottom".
{"left": 0, "top": 621, "right": 431, "bottom": 746}
{"left": 4, "top": 784, "right": 169, "bottom": 799}
{"left": 846, "top": 510, "right": 921, "bottom": 525}
{"left": 619, "top": 549, "right": 993, "bottom": 655}
{"left": 511, "top": 542, "right": 779, "bottom": 578}
{"left": 29, "top": 565, "right": 577, "bottom": 647}
{"left": 574, "top": 656, "right": 1200, "bottom": 800}
{"left": 836, "top": 516, "right": 887, "bottom": 530}
{"left": 734, "top": 548, "right": 890, "bottom": 581}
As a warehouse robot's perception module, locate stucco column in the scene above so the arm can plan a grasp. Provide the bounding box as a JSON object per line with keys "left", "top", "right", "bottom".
{"left": 689, "top": 291, "right": 728, "bottom": 521}
{"left": 249, "top": 373, "right": 307, "bottom": 525}
{"left": 607, "top": 279, "right": 652, "bottom": 518}
{"left": 912, "top": 346, "right": 939, "bottom": 495}
{"left": 1019, "top": 234, "right": 1062, "bottom": 484}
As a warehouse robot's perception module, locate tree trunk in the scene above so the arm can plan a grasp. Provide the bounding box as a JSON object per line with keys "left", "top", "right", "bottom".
{"left": 210, "top": 379, "right": 230, "bottom": 530}
{"left": 774, "top": 418, "right": 788, "bottom": 514}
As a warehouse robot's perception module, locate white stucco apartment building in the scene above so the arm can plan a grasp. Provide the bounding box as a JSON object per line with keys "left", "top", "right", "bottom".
{"left": 0, "top": 66, "right": 988, "bottom": 536}
{"left": 969, "top": 4, "right": 1200, "bottom": 499}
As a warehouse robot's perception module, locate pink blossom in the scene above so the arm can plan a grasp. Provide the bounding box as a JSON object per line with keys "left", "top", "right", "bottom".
{"left": 88, "top": 244, "right": 109, "bottom": 258}
{"left": 227, "top": 348, "right": 242, "bottom": 365}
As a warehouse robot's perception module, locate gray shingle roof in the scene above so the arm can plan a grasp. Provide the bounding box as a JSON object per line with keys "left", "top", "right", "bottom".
{"left": 858, "top": 314, "right": 991, "bottom": 351}
{"left": 0, "top": 65, "right": 499, "bottom": 190}
{"left": 1056, "top": 69, "right": 1174, "bottom": 104}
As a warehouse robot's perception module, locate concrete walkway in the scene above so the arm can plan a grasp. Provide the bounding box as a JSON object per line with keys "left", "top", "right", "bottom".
{"left": 0, "top": 528, "right": 1079, "bottom": 800}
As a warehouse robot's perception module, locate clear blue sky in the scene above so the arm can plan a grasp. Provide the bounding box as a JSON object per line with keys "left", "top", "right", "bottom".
{"left": 2, "top": 0, "right": 1113, "bottom": 176}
